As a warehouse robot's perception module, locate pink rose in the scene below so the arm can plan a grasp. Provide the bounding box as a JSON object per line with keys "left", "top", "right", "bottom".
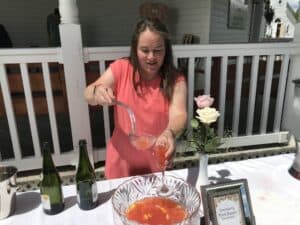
{"left": 194, "top": 95, "right": 214, "bottom": 108}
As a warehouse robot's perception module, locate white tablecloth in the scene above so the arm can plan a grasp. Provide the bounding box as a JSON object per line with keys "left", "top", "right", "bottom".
{"left": 1, "top": 153, "right": 299, "bottom": 225}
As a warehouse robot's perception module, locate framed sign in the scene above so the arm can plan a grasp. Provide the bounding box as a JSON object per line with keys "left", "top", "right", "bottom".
{"left": 201, "top": 179, "right": 255, "bottom": 225}
{"left": 228, "top": 0, "right": 248, "bottom": 29}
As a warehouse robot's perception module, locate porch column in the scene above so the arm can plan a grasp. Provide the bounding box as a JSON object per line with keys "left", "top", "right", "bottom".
{"left": 58, "top": 0, "right": 93, "bottom": 160}
{"left": 282, "top": 23, "right": 300, "bottom": 141}
{"left": 59, "top": 0, "right": 79, "bottom": 24}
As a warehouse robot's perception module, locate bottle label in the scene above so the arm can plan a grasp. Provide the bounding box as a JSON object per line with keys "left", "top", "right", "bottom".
{"left": 76, "top": 192, "right": 80, "bottom": 204}
{"left": 41, "top": 194, "right": 51, "bottom": 210}
{"left": 76, "top": 181, "right": 98, "bottom": 204}
{"left": 91, "top": 182, "right": 98, "bottom": 202}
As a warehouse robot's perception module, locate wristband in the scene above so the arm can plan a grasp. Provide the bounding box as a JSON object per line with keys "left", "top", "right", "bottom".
{"left": 93, "top": 83, "right": 103, "bottom": 95}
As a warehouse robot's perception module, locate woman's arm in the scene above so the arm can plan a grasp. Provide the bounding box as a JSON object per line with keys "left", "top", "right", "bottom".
{"left": 84, "top": 67, "right": 116, "bottom": 106}
{"left": 166, "top": 80, "right": 188, "bottom": 138}
{"left": 157, "top": 80, "right": 187, "bottom": 160}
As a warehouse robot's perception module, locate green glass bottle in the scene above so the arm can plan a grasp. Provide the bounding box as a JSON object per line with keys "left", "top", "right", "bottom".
{"left": 75, "top": 139, "right": 98, "bottom": 210}
{"left": 40, "top": 142, "right": 64, "bottom": 215}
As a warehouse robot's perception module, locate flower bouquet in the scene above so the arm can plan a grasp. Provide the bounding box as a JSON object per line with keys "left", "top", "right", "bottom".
{"left": 182, "top": 95, "right": 222, "bottom": 154}
{"left": 180, "top": 95, "right": 224, "bottom": 188}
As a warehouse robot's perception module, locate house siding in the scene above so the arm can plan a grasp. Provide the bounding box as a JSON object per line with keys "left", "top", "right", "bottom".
{"left": 0, "top": 0, "right": 211, "bottom": 47}
{"left": 209, "top": 0, "right": 251, "bottom": 43}
{"left": 0, "top": 0, "right": 58, "bottom": 48}
{"left": 167, "top": 0, "right": 211, "bottom": 44}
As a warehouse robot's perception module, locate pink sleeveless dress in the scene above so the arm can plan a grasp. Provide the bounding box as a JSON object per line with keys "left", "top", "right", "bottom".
{"left": 105, "top": 59, "right": 181, "bottom": 179}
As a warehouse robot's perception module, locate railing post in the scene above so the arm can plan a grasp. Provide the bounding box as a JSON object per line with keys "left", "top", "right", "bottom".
{"left": 282, "top": 23, "right": 300, "bottom": 141}
{"left": 58, "top": 0, "right": 94, "bottom": 161}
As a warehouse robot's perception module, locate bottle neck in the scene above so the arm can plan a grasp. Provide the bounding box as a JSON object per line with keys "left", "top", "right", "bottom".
{"left": 42, "top": 148, "right": 57, "bottom": 174}
{"left": 78, "top": 144, "right": 93, "bottom": 171}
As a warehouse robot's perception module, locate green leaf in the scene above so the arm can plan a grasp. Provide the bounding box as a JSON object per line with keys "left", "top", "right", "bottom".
{"left": 211, "top": 136, "right": 221, "bottom": 146}
{"left": 190, "top": 119, "right": 199, "bottom": 128}
{"left": 207, "top": 127, "right": 215, "bottom": 137}
{"left": 188, "top": 140, "right": 200, "bottom": 150}
{"left": 204, "top": 142, "right": 216, "bottom": 153}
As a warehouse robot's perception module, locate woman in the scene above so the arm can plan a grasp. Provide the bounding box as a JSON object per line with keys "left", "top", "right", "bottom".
{"left": 84, "top": 18, "right": 187, "bottom": 179}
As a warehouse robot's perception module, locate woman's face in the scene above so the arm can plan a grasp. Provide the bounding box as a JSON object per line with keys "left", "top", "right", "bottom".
{"left": 137, "top": 29, "right": 166, "bottom": 80}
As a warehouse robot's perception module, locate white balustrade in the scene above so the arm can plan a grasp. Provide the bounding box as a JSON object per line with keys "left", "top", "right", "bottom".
{"left": 0, "top": 41, "right": 300, "bottom": 170}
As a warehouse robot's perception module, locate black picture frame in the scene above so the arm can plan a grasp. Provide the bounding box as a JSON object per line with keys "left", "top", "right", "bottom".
{"left": 228, "top": 0, "right": 248, "bottom": 29}
{"left": 201, "top": 179, "right": 255, "bottom": 225}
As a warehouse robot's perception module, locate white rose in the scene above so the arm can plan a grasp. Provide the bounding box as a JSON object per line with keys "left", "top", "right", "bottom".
{"left": 196, "top": 107, "right": 220, "bottom": 125}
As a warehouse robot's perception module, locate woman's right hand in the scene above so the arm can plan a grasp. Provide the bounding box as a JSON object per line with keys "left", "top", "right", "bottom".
{"left": 92, "top": 84, "right": 115, "bottom": 106}
{"left": 84, "top": 84, "right": 115, "bottom": 106}
{"left": 84, "top": 67, "right": 116, "bottom": 106}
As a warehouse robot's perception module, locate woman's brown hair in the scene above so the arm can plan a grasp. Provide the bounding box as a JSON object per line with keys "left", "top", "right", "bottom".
{"left": 129, "top": 18, "right": 180, "bottom": 102}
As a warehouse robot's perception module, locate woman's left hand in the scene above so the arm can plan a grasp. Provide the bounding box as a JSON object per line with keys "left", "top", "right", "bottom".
{"left": 155, "top": 129, "right": 176, "bottom": 168}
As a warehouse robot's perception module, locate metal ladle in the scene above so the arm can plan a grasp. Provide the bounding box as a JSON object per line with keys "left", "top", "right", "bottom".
{"left": 113, "top": 100, "right": 136, "bottom": 134}
{"left": 113, "top": 100, "right": 156, "bottom": 150}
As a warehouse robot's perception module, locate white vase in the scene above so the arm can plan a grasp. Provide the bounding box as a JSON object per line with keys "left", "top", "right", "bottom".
{"left": 195, "top": 153, "right": 209, "bottom": 193}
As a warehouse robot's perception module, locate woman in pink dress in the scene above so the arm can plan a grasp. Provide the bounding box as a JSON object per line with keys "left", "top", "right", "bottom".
{"left": 84, "top": 18, "right": 187, "bottom": 179}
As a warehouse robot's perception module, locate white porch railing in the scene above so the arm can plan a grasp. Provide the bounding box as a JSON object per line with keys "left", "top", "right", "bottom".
{"left": 85, "top": 42, "right": 299, "bottom": 150}
{"left": 1, "top": 39, "right": 300, "bottom": 171}
{"left": 0, "top": 48, "right": 79, "bottom": 170}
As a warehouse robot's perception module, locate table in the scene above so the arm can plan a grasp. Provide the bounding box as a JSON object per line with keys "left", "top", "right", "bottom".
{"left": 1, "top": 153, "right": 300, "bottom": 225}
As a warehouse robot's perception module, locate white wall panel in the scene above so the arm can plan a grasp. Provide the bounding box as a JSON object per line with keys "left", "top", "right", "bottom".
{"left": 209, "top": 0, "right": 251, "bottom": 43}
{"left": 0, "top": 0, "right": 212, "bottom": 47}
{"left": 0, "top": 0, "right": 58, "bottom": 48}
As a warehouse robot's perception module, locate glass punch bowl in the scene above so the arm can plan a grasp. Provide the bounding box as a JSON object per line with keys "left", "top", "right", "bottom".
{"left": 111, "top": 174, "right": 201, "bottom": 225}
